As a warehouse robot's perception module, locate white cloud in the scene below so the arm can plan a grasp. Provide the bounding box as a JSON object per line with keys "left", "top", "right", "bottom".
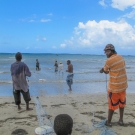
{"left": 29, "top": 20, "right": 35, "bottom": 22}
{"left": 99, "top": 0, "right": 107, "bottom": 7}
{"left": 122, "top": 9, "right": 135, "bottom": 19}
{"left": 36, "top": 36, "right": 47, "bottom": 42}
{"left": 99, "top": 0, "right": 135, "bottom": 11}
{"left": 52, "top": 46, "right": 57, "bottom": 49}
{"left": 41, "top": 19, "right": 51, "bottom": 22}
{"left": 47, "top": 13, "right": 53, "bottom": 16}
{"left": 65, "top": 20, "right": 135, "bottom": 50}
{"left": 35, "top": 47, "right": 42, "bottom": 49}
{"left": 42, "top": 37, "right": 46, "bottom": 41}
{"left": 111, "top": 0, "right": 135, "bottom": 10}
{"left": 26, "top": 46, "right": 30, "bottom": 49}
{"left": 36, "top": 38, "right": 39, "bottom": 41}
{"left": 60, "top": 44, "right": 66, "bottom": 48}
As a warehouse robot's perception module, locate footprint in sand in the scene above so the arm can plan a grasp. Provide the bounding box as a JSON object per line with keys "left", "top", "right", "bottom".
{"left": 11, "top": 129, "right": 28, "bottom": 135}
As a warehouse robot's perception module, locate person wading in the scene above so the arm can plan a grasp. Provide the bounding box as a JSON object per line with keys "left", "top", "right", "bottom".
{"left": 66, "top": 60, "right": 73, "bottom": 91}
{"left": 36, "top": 59, "right": 40, "bottom": 71}
{"left": 100, "top": 44, "right": 128, "bottom": 126}
{"left": 54, "top": 60, "right": 58, "bottom": 73}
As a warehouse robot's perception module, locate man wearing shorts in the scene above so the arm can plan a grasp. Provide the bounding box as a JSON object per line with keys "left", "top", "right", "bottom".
{"left": 11, "top": 52, "right": 33, "bottom": 110}
{"left": 66, "top": 60, "right": 73, "bottom": 90}
{"left": 100, "top": 44, "right": 128, "bottom": 126}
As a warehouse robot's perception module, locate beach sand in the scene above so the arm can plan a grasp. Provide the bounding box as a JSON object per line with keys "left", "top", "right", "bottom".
{"left": 0, "top": 93, "right": 135, "bottom": 135}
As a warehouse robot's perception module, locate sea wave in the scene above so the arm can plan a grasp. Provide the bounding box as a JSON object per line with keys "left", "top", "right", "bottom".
{"left": 0, "top": 71, "right": 10, "bottom": 74}
{"left": 33, "top": 79, "right": 135, "bottom": 83}
{"left": 74, "top": 71, "right": 99, "bottom": 74}
{"left": 0, "top": 81, "right": 12, "bottom": 84}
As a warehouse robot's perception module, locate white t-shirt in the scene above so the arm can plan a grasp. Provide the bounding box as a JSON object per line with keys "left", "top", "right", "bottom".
{"left": 59, "top": 64, "right": 63, "bottom": 70}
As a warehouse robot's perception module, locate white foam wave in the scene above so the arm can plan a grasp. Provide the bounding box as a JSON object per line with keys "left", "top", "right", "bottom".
{"left": 0, "top": 71, "right": 10, "bottom": 74}
{"left": 0, "top": 81, "right": 12, "bottom": 84}
{"left": 39, "top": 79, "right": 46, "bottom": 82}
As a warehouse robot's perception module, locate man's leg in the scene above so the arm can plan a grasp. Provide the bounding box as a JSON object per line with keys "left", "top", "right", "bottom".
{"left": 107, "top": 109, "right": 114, "bottom": 124}
{"left": 119, "top": 107, "right": 124, "bottom": 122}
{"left": 21, "top": 90, "right": 33, "bottom": 110}
{"left": 13, "top": 90, "right": 21, "bottom": 110}
{"left": 26, "top": 102, "right": 33, "bottom": 110}
{"left": 68, "top": 83, "right": 72, "bottom": 90}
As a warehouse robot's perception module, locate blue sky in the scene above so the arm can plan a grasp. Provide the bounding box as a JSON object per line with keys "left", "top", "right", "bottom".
{"left": 0, "top": 0, "right": 135, "bottom": 55}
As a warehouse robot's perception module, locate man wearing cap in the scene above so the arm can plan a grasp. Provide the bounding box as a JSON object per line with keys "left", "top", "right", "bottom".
{"left": 100, "top": 44, "right": 128, "bottom": 126}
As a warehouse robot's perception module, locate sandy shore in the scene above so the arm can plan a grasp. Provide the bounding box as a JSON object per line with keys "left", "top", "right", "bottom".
{"left": 0, "top": 93, "right": 135, "bottom": 135}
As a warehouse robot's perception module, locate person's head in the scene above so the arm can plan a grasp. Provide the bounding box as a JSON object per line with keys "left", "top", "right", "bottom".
{"left": 67, "top": 60, "right": 71, "bottom": 65}
{"left": 60, "top": 62, "right": 62, "bottom": 64}
{"left": 15, "top": 52, "right": 22, "bottom": 61}
{"left": 54, "top": 114, "right": 73, "bottom": 135}
{"left": 55, "top": 61, "right": 57, "bottom": 63}
{"left": 104, "top": 44, "right": 117, "bottom": 58}
{"left": 36, "top": 59, "right": 38, "bottom": 61}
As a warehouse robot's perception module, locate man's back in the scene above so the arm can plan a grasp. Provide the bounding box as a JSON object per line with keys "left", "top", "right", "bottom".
{"left": 11, "top": 61, "right": 31, "bottom": 92}
{"left": 104, "top": 54, "right": 127, "bottom": 93}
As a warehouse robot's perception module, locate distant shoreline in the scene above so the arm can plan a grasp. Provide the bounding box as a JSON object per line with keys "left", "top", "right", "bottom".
{"left": 0, "top": 53, "right": 134, "bottom": 56}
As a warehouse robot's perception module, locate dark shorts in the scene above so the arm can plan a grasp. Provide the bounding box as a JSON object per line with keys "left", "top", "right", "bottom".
{"left": 13, "top": 89, "right": 31, "bottom": 105}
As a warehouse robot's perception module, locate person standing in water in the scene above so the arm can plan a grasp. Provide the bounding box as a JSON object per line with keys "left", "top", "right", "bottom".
{"left": 11, "top": 52, "right": 33, "bottom": 110}
{"left": 54, "top": 60, "right": 58, "bottom": 73}
{"left": 100, "top": 44, "right": 128, "bottom": 126}
{"left": 59, "top": 62, "right": 64, "bottom": 75}
{"left": 36, "top": 59, "right": 40, "bottom": 71}
{"left": 66, "top": 60, "right": 73, "bottom": 90}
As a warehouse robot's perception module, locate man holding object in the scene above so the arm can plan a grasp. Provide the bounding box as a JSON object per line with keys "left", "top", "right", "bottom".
{"left": 100, "top": 44, "right": 128, "bottom": 126}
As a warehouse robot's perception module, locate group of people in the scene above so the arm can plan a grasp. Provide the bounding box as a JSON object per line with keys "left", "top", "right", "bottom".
{"left": 54, "top": 60, "right": 74, "bottom": 90}
{"left": 10, "top": 43, "right": 128, "bottom": 134}
{"left": 54, "top": 61, "right": 64, "bottom": 74}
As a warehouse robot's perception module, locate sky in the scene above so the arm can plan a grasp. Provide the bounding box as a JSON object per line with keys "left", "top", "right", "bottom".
{"left": 0, "top": 0, "right": 135, "bottom": 55}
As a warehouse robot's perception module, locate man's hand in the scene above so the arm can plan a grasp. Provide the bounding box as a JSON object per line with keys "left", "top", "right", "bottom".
{"left": 104, "top": 71, "right": 109, "bottom": 74}
{"left": 100, "top": 68, "right": 109, "bottom": 74}
{"left": 100, "top": 68, "right": 104, "bottom": 73}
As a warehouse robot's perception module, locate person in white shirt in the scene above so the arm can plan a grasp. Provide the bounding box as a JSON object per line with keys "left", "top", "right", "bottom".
{"left": 59, "top": 62, "right": 64, "bottom": 75}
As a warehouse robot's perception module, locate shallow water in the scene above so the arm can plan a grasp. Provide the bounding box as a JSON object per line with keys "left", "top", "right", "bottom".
{"left": 0, "top": 53, "right": 134, "bottom": 96}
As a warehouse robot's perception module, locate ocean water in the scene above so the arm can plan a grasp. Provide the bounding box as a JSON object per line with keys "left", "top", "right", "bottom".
{"left": 0, "top": 53, "right": 135, "bottom": 96}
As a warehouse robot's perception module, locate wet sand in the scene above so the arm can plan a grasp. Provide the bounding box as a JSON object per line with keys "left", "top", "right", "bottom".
{"left": 0, "top": 93, "right": 135, "bottom": 135}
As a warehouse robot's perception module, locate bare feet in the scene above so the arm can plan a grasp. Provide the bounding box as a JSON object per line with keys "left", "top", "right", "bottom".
{"left": 105, "top": 120, "right": 112, "bottom": 127}
{"left": 26, "top": 108, "right": 33, "bottom": 111}
{"left": 118, "top": 120, "right": 124, "bottom": 126}
{"left": 18, "top": 105, "right": 21, "bottom": 110}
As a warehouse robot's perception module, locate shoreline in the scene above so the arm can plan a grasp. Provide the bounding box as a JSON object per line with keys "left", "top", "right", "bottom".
{"left": 0, "top": 93, "right": 135, "bottom": 135}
